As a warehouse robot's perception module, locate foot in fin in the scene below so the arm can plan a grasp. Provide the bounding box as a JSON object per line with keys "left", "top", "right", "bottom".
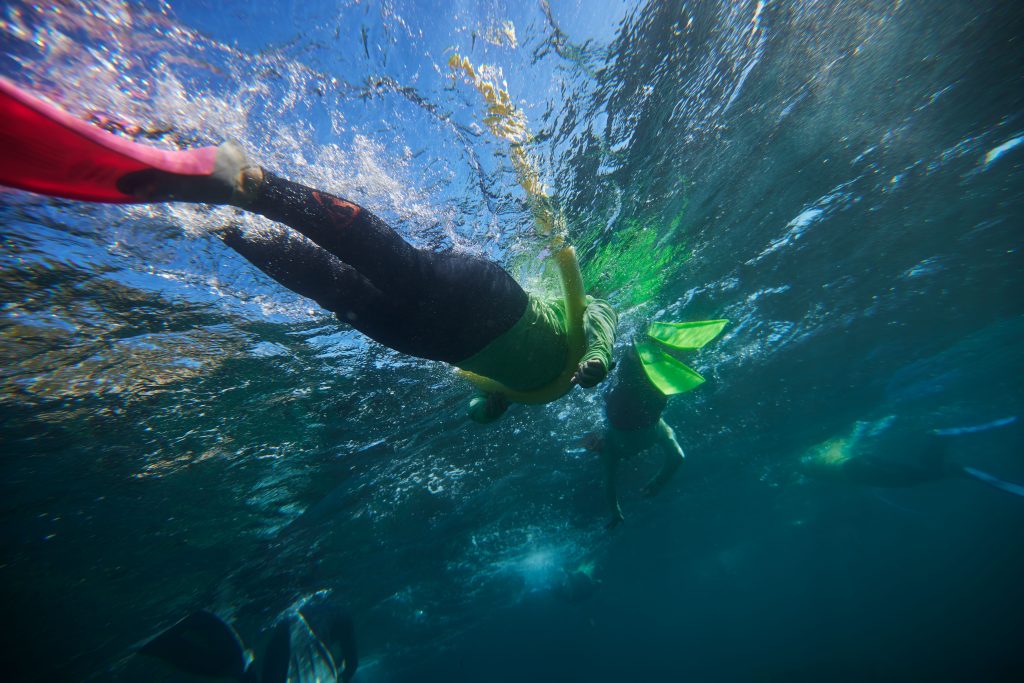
{"left": 647, "top": 319, "right": 728, "bottom": 351}
{"left": 0, "top": 77, "right": 261, "bottom": 205}
{"left": 635, "top": 319, "right": 729, "bottom": 396}
{"left": 116, "top": 140, "right": 264, "bottom": 205}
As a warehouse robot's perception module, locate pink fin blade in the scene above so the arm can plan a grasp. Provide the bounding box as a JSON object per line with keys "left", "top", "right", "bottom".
{"left": 0, "top": 77, "right": 217, "bottom": 203}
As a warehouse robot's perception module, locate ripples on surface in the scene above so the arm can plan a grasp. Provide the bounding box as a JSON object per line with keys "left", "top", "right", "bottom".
{"left": 1, "top": 1, "right": 1023, "bottom": 681}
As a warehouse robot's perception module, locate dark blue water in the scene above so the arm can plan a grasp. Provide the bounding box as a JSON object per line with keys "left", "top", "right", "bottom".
{"left": 1, "top": 1, "right": 1022, "bottom": 681}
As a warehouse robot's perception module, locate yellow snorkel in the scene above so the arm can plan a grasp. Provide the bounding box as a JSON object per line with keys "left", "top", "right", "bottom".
{"left": 449, "top": 53, "right": 586, "bottom": 404}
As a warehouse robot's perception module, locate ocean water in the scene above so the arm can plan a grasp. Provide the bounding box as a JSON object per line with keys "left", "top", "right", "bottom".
{"left": 1, "top": 1, "right": 1022, "bottom": 681}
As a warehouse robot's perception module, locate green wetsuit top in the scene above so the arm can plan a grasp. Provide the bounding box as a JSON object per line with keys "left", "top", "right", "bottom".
{"left": 457, "top": 294, "right": 617, "bottom": 416}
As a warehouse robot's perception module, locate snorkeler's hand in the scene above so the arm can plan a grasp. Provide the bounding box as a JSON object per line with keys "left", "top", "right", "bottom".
{"left": 571, "top": 358, "right": 607, "bottom": 388}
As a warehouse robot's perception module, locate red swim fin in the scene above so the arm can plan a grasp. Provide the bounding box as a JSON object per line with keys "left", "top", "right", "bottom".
{"left": 0, "top": 77, "right": 217, "bottom": 203}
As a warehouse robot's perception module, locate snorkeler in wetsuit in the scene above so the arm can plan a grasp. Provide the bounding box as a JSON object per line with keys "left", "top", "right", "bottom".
{"left": 172, "top": 143, "right": 616, "bottom": 422}
{"left": 584, "top": 344, "right": 686, "bottom": 528}
{"left": 582, "top": 319, "right": 728, "bottom": 527}
{"left": 0, "top": 80, "right": 617, "bottom": 422}
{"left": 800, "top": 417, "right": 1024, "bottom": 497}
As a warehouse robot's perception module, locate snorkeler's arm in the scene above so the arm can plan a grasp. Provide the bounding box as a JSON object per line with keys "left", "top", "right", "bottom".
{"left": 573, "top": 298, "right": 617, "bottom": 388}
{"left": 601, "top": 446, "right": 625, "bottom": 528}
{"left": 642, "top": 419, "right": 685, "bottom": 497}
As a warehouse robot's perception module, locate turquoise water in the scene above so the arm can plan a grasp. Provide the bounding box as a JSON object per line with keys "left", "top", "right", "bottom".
{"left": 1, "top": 1, "right": 1023, "bottom": 681}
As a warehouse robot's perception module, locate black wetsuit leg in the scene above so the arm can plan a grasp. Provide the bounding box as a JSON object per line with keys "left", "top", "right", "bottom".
{"left": 604, "top": 346, "right": 667, "bottom": 431}
{"left": 226, "top": 172, "right": 528, "bottom": 363}
{"left": 219, "top": 226, "right": 395, "bottom": 325}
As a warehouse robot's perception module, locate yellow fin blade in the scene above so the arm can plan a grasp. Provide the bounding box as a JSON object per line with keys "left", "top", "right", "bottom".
{"left": 634, "top": 341, "right": 705, "bottom": 396}
{"left": 647, "top": 319, "right": 728, "bottom": 351}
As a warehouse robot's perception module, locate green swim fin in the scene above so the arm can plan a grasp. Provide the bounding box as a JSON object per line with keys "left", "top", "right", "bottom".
{"left": 647, "top": 319, "right": 728, "bottom": 351}
{"left": 634, "top": 341, "right": 706, "bottom": 395}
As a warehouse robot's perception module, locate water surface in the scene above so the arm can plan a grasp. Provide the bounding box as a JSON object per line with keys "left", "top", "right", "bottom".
{"left": 1, "top": 1, "right": 1022, "bottom": 681}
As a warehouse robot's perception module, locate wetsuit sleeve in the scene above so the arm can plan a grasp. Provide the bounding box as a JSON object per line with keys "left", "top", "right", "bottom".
{"left": 580, "top": 297, "right": 618, "bottom": 371}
